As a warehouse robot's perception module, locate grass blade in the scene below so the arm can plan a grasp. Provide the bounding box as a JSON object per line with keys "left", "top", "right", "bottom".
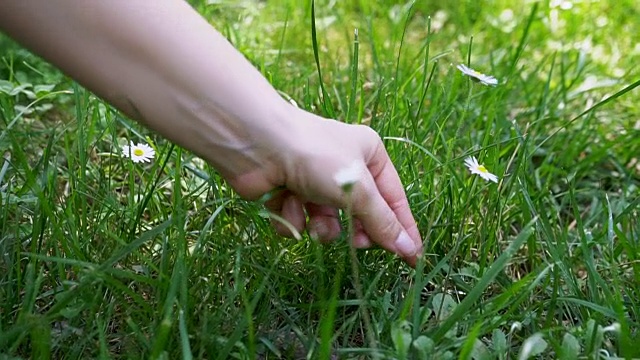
{"left": 431, "top": 217, "right": 537, "bottom": 341}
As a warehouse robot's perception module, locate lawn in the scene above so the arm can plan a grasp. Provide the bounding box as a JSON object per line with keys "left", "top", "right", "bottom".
{"left": 1, "top": 0, "right": 639, "bottom": 358}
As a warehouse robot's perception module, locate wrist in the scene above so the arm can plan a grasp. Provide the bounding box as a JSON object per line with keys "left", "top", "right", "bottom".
{"left": 216, "top": 100, "right": 303, "bottom": 200}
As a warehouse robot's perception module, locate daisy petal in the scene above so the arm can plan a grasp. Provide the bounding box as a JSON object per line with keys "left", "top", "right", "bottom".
{"left": 457, "top": 64, "right": 498, "bottom": 86}
{"left": 464, "top": 156, "right": 499, "bottom": 183}
{"left": 122, "top": 141, "right": 155, "bottom": 163}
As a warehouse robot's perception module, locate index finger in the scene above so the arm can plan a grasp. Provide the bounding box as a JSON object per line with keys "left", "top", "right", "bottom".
{"left": 368, "top": 143, "right": 422, "bottom": 246}
{"left": 346, "top": 140, "right": 423, "bottom": 266}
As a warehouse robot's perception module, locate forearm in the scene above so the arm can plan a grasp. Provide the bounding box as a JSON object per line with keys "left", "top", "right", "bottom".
{"left": 0, "top": 0, "right": 294, "bottom": 179}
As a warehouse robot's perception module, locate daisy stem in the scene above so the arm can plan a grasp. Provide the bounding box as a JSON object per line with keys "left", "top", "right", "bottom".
{"left": 345, "top": 194, "right": 378, "bottom": 354}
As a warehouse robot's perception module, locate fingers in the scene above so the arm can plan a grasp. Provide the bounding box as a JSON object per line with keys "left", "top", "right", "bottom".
{"left": 368, "top": 147, "right": 422, "bottom": 246}
{"left": 263, "top": 168, "right": 421, "bottom": 267}
{"left": 306, "top": 203, "right": 341, "bottom": 243}
{"left": 281, "top": 195, "right": 306, "bottom": 234}
{"left": 265, "top": 191, "right": 306, "bottom": 238}
{"left": 352, "top": 220, "right": 373, "bottom": 249}
{"left": 266, "top": 193, "right": 342, "bottom": 243}
{"left": 346, "top": 134, "right": 422, "bottom": 267}
{"left": 349, "top": 171, "right": 422, "bottom": 267}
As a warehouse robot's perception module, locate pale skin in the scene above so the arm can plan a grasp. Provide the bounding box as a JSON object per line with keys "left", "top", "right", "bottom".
{"left": 0, "top": 0, "right": 423, "bottom": 266}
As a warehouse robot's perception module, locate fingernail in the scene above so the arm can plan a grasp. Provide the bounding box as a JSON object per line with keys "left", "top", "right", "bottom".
{"left": 394, "top": 231, "right": 417, "bottom": 257}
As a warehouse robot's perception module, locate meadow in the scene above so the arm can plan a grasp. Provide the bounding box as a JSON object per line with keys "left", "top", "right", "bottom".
{"left": 1, "top": 0, "right": 639, "bottom": 358}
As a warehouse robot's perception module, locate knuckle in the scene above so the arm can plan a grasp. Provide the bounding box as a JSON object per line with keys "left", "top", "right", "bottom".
{"left": 356, "top": 124, "right": 382, "bottom": 142}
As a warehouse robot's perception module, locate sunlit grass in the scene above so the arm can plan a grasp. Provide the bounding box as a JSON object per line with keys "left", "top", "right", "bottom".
{"left": 1, "top": 0, "right": 639, "bottom": 358}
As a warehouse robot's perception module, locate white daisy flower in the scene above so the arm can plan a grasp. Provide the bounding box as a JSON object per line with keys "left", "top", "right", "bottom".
{"left": 334, "top": 161, "right": 363, "bottom": 192}
{"left": 457, "top": 64, "right": 498, "bottom": 86}
{"left": 122, "top": 141, "right": 155, "bottom": 163}
{"left": 464, "top": 156, "right": 498, "bottom": 183}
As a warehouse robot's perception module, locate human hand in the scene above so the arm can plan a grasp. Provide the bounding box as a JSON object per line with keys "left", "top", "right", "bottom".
{"left": 0, "top": 0, "right": 421, "bottom": 266}
{"left": 227, "top": 108, "right": 423, "bottom": 267}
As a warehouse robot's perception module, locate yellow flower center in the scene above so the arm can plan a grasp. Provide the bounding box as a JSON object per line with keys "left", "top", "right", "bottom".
{"left": 477, "top": 165, "right": 488, "bottom": 173}
{"left": 133, "top": 148, "right": 145, "bottom": 156}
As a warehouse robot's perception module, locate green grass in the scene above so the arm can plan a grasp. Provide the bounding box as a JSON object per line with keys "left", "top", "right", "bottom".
{"left": 2, "top": 0, "right": 640, "bottom": 358}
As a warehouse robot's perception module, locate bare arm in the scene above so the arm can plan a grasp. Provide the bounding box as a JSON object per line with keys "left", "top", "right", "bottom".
{"left": 0, "top": 0, "right": 290, "bottom": 183}
{"left": 0, "top": 0, "right": 423, "bottom": 266}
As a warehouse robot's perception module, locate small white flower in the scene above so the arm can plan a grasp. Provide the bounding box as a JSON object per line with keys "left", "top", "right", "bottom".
{"left": 465, "top": 156, "right": 498, "bottom": 183}
{"left": 457, "top": 64, "right": 498, "bottom": 86}
{"left": 509, "top": 321, "right": 523, "bottom": 335}
{"left": 122, "top": 141, "right": 155, "bottom": 163}
{"left": 602, "top": 322, "right": 621, "bottom": 333}
{"left": 334, "top": 161, "right": 362, "bottom": 191}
